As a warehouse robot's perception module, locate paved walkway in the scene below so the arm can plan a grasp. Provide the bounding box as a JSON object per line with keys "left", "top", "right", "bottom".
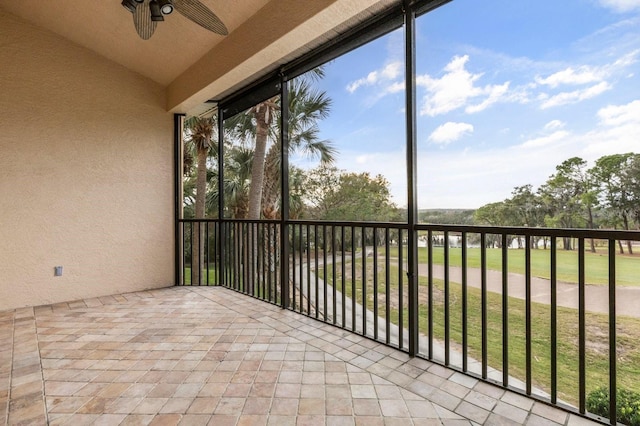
{"left": 1, "top": 286, "right": 599, "bottom": 425}
{"left": 423, "top": 265, "right": 640, "bottom": 318}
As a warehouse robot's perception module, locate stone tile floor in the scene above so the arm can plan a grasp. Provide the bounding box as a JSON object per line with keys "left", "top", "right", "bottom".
{"left": 0, "top": 286, "right": 600, "bottom": 425}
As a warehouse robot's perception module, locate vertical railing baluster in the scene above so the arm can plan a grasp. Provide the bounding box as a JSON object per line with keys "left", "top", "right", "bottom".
{"left": 525, "top": 235, "right": 532, "bottom": 395}
{"left": 292, "top": 225, "right": 297, "bottom": 311}
{"left": 240, "top": 222, "right": 245, "bottom": 292}
{"left": 242, "top": 222, "right": 247, "bottom": 292}
{"left": 398, "top": 228, "right": 404, "bottom": 349}
{"left": 232, "top": 223, "right": 236, "bottom": 289}
{"left": 245, "top": 223, "right": 250, "bottom": 293}
{"left": 551, "top": 236, "right": 558, "bottom": 404}
{"left": 222, "top": 223, "right": 226, "bottom": 287}
{"left": 205, "top": 221, "right": 210, "bottom": 286}
{"left": 259, "top": 222, "right": 263, "bottom": 297}
{"left": 307, "top": 223, "right": 311, "bottom": 316}
{"left": 256, "top": 222, "right": 260, "bottom": 297}
{"left": 275, "top": 223, "right": 280, "bottom": 303}
{"left": 276, "top": 223, "right": 280, "bottom": 303}
{"left": 226, "top": 223, "right": 230, "bottom": 287}
{"left": 256, "top": 223, "right": 272, "bottom": 300}
{"left": 254, "top": 223, "right": 264, "bottom": 297}
{"left": 578, "top": 237, "right": 586, "bottom": 413}
{"left": 428, "top": 229, "right": 433, "bottom": 359}
{"left": 250, "top": 222, "right": 255, "bottom": 296}
{"left": 462, "top": 231, "right": 468, "bottom": 372}
{"left": 271, "top": 223, "right": 275, "bottom": 303}
{"left": 341, "top": 226, "right": 346, "bottom": 329}
{"left": 323, "top": 225, "right": 328, "bottom": 321}
{"left": 214, "top": 222, "right": 218, "bottom": 285}
{"left": 271, "top": 223, "right": 275, "bottom": 302}
{"left": 385, "top": 227, "right": 391, "bottom": 345}
{"left": 190, "top": 222, "right": 194, "bottom": 286}
{"left": 256, "top": 222, "right": 260, "bottom": 296}
{"left": 301, "top": 225, "right": 305, "bottom": 313}
{"left": 481, "top": 232, "right": 487, "bottom": 379}
{"left": 196, "top": 222, "right": 201, "bottom": 285}
{"left": 352, "top": 226, "right": 356, "bottom": 332}
{"left": 362, "top": 226, "right": 368, "bottom": 336}
{"left": 502, "top": 233, "right": 509, "bottom": 386}
{"left": 267, "top": 224, "right": 271, "bottom": 301}
{"left": 332, "top": 225, "right": 337, "bottom": 325}
{"left": 373, "top": 228, "right": 379, "bottom": 341}
{"left": 258, "top": 222, "right": 262, "bottom": 297}
{"left": 182, "top": 222, "right": 187, "bottom": 286}
{"left": 315, "top": 224, "right": 319, "bottom": 319}
{"left": 239, "top": 223, "right": 244, "bottom": 292}
{"left": 444, "top": 230, "right": 450, "bottom": 366}
{"left": 608, "top": 239, "right": 617, "bottom": 425}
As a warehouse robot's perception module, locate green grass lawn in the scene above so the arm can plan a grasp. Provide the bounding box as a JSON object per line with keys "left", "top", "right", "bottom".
{"left": 182, "top": 266, "right": 217, "bottom": 285}
{"left": 317, "top": 258, "right": 640, "bottom": 406}
{"left": 386, "top": 246, "right": 640, "bottom": 286}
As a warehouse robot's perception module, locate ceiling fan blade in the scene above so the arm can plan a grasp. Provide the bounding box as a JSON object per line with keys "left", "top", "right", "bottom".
{"left": 133, "top": 0, "right": 157, "bottom": 40}
{"left": 172, "top": 0, "right": 228, "bottom": 35}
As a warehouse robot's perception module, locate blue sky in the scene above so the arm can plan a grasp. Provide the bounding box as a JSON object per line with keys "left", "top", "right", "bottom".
{"left": 291, "top": 0, "right": 640, "bottom": 209}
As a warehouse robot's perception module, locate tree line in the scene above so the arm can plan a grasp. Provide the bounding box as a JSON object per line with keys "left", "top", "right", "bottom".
{"left": 474, "top": 154, "right": 640, "bottom": 253}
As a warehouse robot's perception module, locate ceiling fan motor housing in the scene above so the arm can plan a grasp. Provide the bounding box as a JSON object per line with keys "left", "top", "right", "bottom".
{"left": 123, "top": 0, "right": 228, "bottom": 39}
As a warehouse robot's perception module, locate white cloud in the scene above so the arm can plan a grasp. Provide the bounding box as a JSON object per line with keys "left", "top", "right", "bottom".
{"left": 535, "top": 50, "right": 639, "bottom": 89}
{"left": 385, "top": 81, "right": 405, "bottom": 94}
{"left": 382, "top": 62, "right": 402, "bottom": 79}
{"left": 466, "top": 82, "right": 510, "bottom": 113}
{"left": 428, "top": 122, "right": 474, "bottom": 145}
{"left": 355, "top": 154, "right": 374, "bottom": 165}
{"left": 346, "top": 61, "right": 403, "bottom": 93}
{"left": 347, "top": 71, "right": 379, "bottom": 93}
{"left": 544, "top": 120, "right": 566, "bottom": 131}
{"left": 540, "top": 81, "right": 612, "bottom": 109}
{"left": 520, "top": 130, "right": 571, "bottom": 148}
{"left": 535, "top": 66, "right": 602, "bottom": 87}
{"left": 417, "top": 55, "right": 512, "bottom": 116}
{"left": 597, "top": 99, "right": 640, "bottom": 125}
{"left": 598, "top": 0, "right": 640, "bottom": 12}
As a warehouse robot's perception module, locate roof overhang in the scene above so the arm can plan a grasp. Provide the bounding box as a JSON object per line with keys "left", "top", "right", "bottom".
{"left": 0, "top": 0, "right": 396, "bottom": 115}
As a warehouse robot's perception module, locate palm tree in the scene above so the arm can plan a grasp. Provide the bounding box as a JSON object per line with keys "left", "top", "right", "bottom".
{"left": 221, "top": 71, "right": 335, "bottom": 295}
{"left": 226, "top": 73, "right": 335, "bottom": 219}
{"left": 183, "top": 115, "right": 216, "bottom": 284}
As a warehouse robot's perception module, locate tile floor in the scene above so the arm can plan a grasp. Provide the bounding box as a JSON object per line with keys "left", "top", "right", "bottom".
{"left": 1, "top": 286, "right": 600, "bottom": 425}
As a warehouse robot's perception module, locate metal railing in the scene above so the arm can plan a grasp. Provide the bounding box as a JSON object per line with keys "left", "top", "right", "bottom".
{"left": 178, "top": 218, "right": 640, "bottom": 425}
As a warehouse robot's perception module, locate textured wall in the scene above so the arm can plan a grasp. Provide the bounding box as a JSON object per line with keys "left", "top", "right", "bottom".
{"left": 0, "top": 11, "right": 174, "bottom": 310}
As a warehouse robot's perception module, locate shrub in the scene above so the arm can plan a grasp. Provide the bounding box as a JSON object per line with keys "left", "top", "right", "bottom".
{"left": 587, "top": 386, "right": 640, "bottom": 426}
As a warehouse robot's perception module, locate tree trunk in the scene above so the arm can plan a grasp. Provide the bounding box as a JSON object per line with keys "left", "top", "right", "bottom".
{"left": 587, "top": 207, "right": 596, "bottom": 253}
{"left": 623, "top": 215, "right": 633, "bottom": 254}
{"left": 192, "top": 147, "right": 207, "bottom": 285}
{"left": 248, "top": 104, "right": 270, "bottom": 220}
{"left": 260, "top": 146, "right": 282, "bottom": 219}
{"left": 246, "top": 103, "right": 271, "bottom": 295}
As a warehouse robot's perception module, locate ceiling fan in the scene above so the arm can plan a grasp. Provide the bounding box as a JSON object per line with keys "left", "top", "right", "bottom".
{"left": 121, "top": 0, "right": 228, "bottom": 40}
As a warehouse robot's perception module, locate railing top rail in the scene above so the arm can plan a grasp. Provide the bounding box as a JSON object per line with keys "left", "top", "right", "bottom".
{"left": 179, "top": 217, "right": 640, "bottom": 240}
{"left": 416, "top": 223, "right": 640, "bottom": 240}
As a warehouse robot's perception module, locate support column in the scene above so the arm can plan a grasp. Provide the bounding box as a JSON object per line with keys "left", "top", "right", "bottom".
{"left": 404, "top": 0, "right": 419, "bottom": 357}
{"left": 280, "top": 72, "right": 290, "bottom": 309}
{"left": 174, "top": 114, "right": 185, "bottom": 286}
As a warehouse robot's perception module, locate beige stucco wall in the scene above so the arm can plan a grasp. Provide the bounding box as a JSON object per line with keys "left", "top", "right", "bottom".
{"left": 0, "top": 11, "right": 174, "bottom": 311}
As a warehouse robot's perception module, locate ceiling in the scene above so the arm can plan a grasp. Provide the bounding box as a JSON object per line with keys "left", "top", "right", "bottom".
{"left": 0, "top": 0, "right": 396, "bottom": 114}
